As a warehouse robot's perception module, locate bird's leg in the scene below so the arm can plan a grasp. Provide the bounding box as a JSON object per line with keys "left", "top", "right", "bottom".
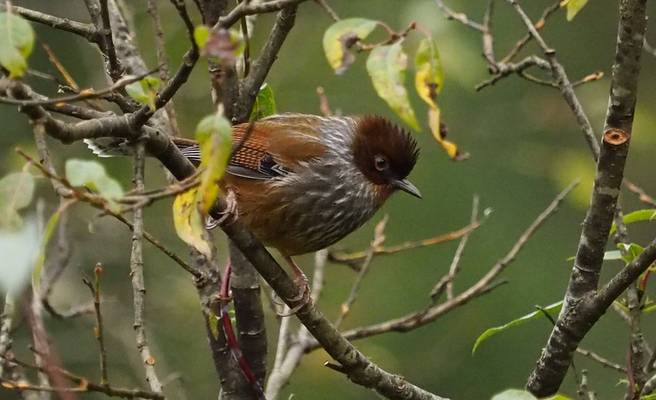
{"left": 277, "top": 255, "right": 311, "bottom": 316}
{"left": 206, "top": 188, "right": 239, "bottom": 229}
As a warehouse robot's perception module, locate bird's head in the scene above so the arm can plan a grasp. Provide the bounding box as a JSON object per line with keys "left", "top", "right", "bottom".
{"left": 351, "top": 116, "right": 421, "bottom": 199}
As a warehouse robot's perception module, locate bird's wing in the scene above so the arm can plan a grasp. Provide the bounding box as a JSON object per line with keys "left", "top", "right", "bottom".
{"left": 177, "top": 114, "right": 328, "bottom": 180}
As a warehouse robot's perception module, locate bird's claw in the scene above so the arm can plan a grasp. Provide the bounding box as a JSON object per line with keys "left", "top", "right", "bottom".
{"left": 206, "top": 189, "right": 238, "bottom": 230}
{"left": 276, "top": 274, "right": 311, "bottom": 317}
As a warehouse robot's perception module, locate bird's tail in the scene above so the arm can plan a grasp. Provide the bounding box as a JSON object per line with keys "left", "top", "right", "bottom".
{"left": 84, "top": 137, "right": 197, "bottom": 157}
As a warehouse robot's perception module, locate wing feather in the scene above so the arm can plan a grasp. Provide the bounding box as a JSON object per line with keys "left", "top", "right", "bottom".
{"left": 175, "top": 114, "right": 328, "bottom": 180}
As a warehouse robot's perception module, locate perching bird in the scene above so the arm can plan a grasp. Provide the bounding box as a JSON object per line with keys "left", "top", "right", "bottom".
{"left": 88, "top": 113, "right": 421, "bottom": 296}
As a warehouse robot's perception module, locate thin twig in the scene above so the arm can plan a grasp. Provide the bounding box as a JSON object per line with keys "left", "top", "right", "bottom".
{"left": 0, "top": 4, "right": 100, "bottom": 43}
{"left": 643, "top": 38, "right": 656, "bottom": 57}
{"left": 330, "top": 221, "right": 480, "bottom": 267}
{"left": 314, "top": 0, "right": 339, "bottom": 21}
{"left": 316, "top": 86, "right": 333, "bottom": 116}
{"left": 624, "top": 179, "right": 656, "bottom": 207}
{"left": 576, "top": 348, "right": 627, "bottom": 373}
{"left": 642, "top": 372, "right": 656, "bottom": 396}
{"left": 481, "top": 0, "right": 496, "bottom": 71}
{"left": 475, "top": 55, "right": 551, "bottom": 91}
{"left": 83, "top": 264, "right": 109, "bottom": 386}
{"left": 506, "top": 0, "right": 600, "bottom": 159}
{"left": 430, "top": 196, "right": 480, "bottom": 301}
{"left": 500, "top": 1, "right": 560, "bottom": 64}
{"left": 0, "top": 293, "right": 15, "bottom": 378}
{"left": 0, "top": 71, "right": 154, "bottom": 107}
{"left": 129, "top": 142, "right": 163, "bottom": 393}
{"left": 148, "top": 0, "right": 180, "bottom": 136}
{"left": 99, "top": 0, "right": 122, "bottom": 80}
{"left": 335, "top": 216, "right": 388, "bottom": 329}
{"left": 216, "top": 0, "right": 309, "bottom": 29}
{"left": 0, "top": 355, "right": 164, "bottom": 399}
{"left": 433, "top": 0, "right": 485, "bottom": 32}
{"left": 112, "top": 214, "right": 201, "bottom": 278}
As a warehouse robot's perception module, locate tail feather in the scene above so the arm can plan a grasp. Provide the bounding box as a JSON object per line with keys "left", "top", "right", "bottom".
{"left": 84, "top": 138, "right": 135, "bottom": 157}
{"left": 85, "top": 137, "right": 199, "bottom": 158}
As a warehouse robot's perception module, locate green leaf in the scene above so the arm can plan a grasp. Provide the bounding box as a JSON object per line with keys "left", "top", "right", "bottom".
{"left": 610, "top": 209, "right": 656, "bottom": 235}
{"left": 323, "top": 18, "right": 378, "bottom": 74}
{"left": 562, "top": 0, "right": 589, "bottom": 21}
{"left": 195, "top": 112, "right": 233, "bottom": 214}
{"left": 472, "top": 301, "right": 563, "bottom": 354}
{"left": 642, "top": 395, "right": 656, "bottom": 400}
{"left": 414, "top": 37, "right": 444, "bottom": 109}
{"left": 0, "top": 171, "right": 35, "bottom": 230}
{"left": 125, "top": 76, "right": 162, "bottom": 110}
{"left": 250, "top": 83, "right": 277, "bottom": 121}
{"left": 0, "top": 12, "right": 35, "bottom": 78}
{"left": 491, "top": 389, "right": 537, "bottom": 400}
{"left": 366, "top": 42, "right": 420, "bottom": 131}
{"left": 65, "top": 159, "right": 124, "bottom": 201}
{"left": 194, "top": 25, "right": 210, "bottom": 49}
{"left": 618, "top": 242, "right": 644, "bottom": 263}
{"left": 642, "top": 303, "right": 656, "bottom": 315}
{"left": 0, "top": 218, "right": 39, "bottom": 295}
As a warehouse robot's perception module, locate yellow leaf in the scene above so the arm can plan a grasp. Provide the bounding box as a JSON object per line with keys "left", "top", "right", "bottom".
{"left": 428, "top": 108, "right": 468, "bottom": 161}
{"left": 323, "top": 18, "right": 378, "bottom": 74}
{"left": 561, "top": 0, "right": 589, "bottom": 21}
{"left": 414, "top": 37, "right": 444, "bottom": 109}
{"left": 172, "top": 188, "right": 212, "bottom": 258}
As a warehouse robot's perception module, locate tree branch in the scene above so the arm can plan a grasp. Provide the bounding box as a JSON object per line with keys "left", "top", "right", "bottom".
{"left": 193, "top": 253, "right": 258, "bottom": 400}
{"left": 526, "top": 0, "right": 648, "bottom": 396}
{"left": 233, "top": 6, "right": 298, "bottom": 123}
{"left": 99, "top": 0, "right": 123, "bottom": 80}
{"left": 0, "top": 4, "right": 100, "bottom": 43}
{"left": 216, "top": 0, "right": 309, "bottom": 29}
{"left": 229, "top": 242, "right": 268, "bottom": 386}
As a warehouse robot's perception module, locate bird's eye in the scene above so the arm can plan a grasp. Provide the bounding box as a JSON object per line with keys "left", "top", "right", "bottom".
{"left": 374, "top": 154, "right": 389, "bottom": 171}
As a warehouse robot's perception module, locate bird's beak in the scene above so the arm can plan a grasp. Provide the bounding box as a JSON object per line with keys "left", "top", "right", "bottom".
{"left": 393, "top": 179, "right": 422, "bottom": 199}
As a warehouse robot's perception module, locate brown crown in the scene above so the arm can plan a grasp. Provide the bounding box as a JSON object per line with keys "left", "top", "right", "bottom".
{"left": 352, "top": 115, "right": 419, "bottom": 185}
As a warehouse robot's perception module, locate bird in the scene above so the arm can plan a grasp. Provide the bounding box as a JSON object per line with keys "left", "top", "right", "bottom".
{"left": 87, "top": 113, "right": 421, "bottom": 301}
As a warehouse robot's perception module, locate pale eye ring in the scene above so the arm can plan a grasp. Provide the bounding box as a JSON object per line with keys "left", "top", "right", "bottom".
{"left": 374, "top": 154, "right": 389, "bottom": 171}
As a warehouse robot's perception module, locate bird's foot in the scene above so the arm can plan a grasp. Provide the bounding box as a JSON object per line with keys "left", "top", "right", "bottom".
{"left": 277, "top": 256, "right": 312, "bottom": 316}
{"left": 206, "top": 189, "right": 238, "bottom": 229}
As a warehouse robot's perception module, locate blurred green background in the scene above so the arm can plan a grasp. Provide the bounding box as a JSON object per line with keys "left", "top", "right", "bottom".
{"left": 2, "top": 1, "right": 656, "bottom": 399}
